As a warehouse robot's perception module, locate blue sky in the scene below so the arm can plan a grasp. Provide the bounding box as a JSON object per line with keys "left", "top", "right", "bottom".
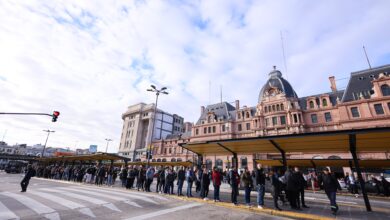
{"left": 0, "top": 0, "right": 389, "bottom": 152}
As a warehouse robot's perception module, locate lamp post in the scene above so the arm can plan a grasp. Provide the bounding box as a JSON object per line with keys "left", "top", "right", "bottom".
{"left": 105, "top": 138, "right": 113, "bottom": 153}
{"left": 41, "top": 130, "right": 55, "bottom": 157}
{"left": 147, "top": 85, "right": 168, "bottom": 167}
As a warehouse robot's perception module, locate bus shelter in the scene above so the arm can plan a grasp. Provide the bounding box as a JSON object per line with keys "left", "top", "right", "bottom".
{"left": 37, "top": 153, "right": 130, "bottom": 165}
{"left": 115, "top": 161, "right": 193, "bottom": 167}
{"left": 179, "top": 127, "right": 390, "bottom": 212}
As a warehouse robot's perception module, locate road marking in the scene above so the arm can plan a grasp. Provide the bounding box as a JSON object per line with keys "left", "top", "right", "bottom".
{"left": 305, "top": 197, "right": 358, "bottom": 205}
{"left": 0, "top": 192, "right": 58, "bottom": 220}
{"left": 124, "top": 203, "right": 202, "bottom": 220}
{"left": 57, "top": 187, "right": 142, "bottom": 208}
{"left": 39, "top": 188, "right": 121, "bottom": 212}
{"left": 29, "top": 191, "right": 95, "bottom": 218}
{"left": 71, "top": 186, "right": 158, "bottom": 204}
{"left": 0, "top": 200, "right": 19, "bottom": 220}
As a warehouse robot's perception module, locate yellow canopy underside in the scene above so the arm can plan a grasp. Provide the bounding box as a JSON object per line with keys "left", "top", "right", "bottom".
{"left": 255, "top": 159, "right": 390, "bottom": 168}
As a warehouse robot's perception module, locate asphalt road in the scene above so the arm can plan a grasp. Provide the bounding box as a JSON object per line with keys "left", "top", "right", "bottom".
{"left": 0, "top": 172, "right": 288, "bottom": 220}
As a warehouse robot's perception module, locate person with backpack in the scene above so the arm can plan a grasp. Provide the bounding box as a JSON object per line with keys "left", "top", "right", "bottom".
{"left": 186, "top": 167, "right": 195, "bottom": 197}
{"left": 21, "top": 164, "right": 36, "bottom": 192}
{"left": 229, "top": 167, "right": 240, "bottom": 205}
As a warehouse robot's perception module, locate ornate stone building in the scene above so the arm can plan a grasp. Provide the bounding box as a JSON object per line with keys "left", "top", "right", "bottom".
{"left": 142, "top": 64, "right": 390, "bottom": 171}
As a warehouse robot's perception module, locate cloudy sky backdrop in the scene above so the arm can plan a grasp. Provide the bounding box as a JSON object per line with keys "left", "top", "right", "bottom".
{"left": 1, "top": 0, "right": 389, "bottom": 152}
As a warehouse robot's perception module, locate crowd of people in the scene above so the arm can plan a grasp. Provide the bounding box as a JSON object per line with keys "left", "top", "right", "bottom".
{"left": 24, "top": 163, "right": 390, "bottom": 215}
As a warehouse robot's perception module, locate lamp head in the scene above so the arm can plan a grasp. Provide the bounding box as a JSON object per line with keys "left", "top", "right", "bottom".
{"left": 150, "top": 85, "right": 156, "bottom": 89}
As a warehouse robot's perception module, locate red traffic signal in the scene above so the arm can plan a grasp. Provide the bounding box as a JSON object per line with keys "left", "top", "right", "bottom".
{"left": 52, "top": 111, "right": 60, "bottom": 122}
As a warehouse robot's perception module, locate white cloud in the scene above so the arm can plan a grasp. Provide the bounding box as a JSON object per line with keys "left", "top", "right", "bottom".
{"left": 0, "top": 0, "right": 389, "bottom": 152}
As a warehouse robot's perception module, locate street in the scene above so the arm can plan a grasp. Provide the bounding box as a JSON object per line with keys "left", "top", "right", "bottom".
{"left": 0, "top": 172, "right": 287, "bottom": 220}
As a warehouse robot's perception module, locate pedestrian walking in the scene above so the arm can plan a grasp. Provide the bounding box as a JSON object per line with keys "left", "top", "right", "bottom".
{"left": 241, "top": 167, "right": 253, "bottom": 206}
{"left": 255, "top": 164, "right": 266, "bottom": 209}
{"left": 177, "top": 166, "right": 185, "bottom": 196}
{"left": 212, "top": 167, "right": 222, "bottom": 202}
{"left": 20, "top": 164, "right": 36, "bottom": 192}
{"left": 228, "top": 167, "right": 240, "bottom": 205}
{"left": 319, "top": 168, "right": 342, "bottom": 215}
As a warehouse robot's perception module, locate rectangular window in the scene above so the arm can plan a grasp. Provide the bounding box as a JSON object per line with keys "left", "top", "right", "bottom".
{"left": 195, "top": 129, "right": 199, "bottom": 135}
{"left": 293, "top": 114, "right": 298, "bottom": 123}
{"left": 374, "top": 104, "right": 384, "bottom": 115}
{"left": 208, "top": 127, "right": 211, "bottom": 133}
{"left": 388, "top": 102, "right": 390, "bottom": 111}
{"left": 246, "top": 123, "right": 250, "bottom": 130}
{"left": 203, "top": 127, "right": 207, "bottom": 134}
{"left": 238, "top": 124, "right": 242, "bottom": 131}
{"left": 325, "top": 112, "right": 332, "bottom": 122}
{"left": 311, "top": 114, "right": 318, "bottom": 123}
{"left": 222, "top": 125, "right": 226, "bottom": 132}
{"left": 280, "top": 116, "right": 286, "bottom": 125}
{"left": 212, "top": 126, "right": 216, "bottom": 133}
{"left": 272, "top": 117, "right": 277, "bottom": 125}
{"left": 265, "top": 118, "right": 269, "bottom": 126}
{"left": 351, "top": 107, "right": 360, "bottom": 118}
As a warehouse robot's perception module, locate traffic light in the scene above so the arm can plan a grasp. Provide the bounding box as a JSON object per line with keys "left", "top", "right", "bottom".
{"left": 52, "top": 111, "right": 60, "bottom": 122}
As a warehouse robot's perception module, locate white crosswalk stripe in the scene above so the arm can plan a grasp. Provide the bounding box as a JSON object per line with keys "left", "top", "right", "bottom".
{"left": 39, "top": 188, "right": 122, "bottom": 212}
{"left": 71, "top": 186, "right": 159, "bottom": 204}
{"left": 28, "top": 191, "right": 96, "bottom": 218}
{"left": 0, "top": 200, "right": 19, "bottom": 220}
{"left": 0, "top": 192, "right": 59, "bottom": 220}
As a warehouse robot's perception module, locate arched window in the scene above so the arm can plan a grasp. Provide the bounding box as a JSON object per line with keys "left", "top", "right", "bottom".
{"left": 246, "top": 112, "right": 250, "bottom": 118}
{"left": 241, "top": 157, "right": 248, "bottom": 168}
{"left": 264, "top": 106, "right": 268, "bottom": 113}
{"left": 276, "top": 104, "right": 280, "bottom": 111}
{"left": 281, "top": 103, "right": 284, "bottom": 110}
{"left": 171, "top": 158, "right": 176, "bottom": 162}
{"left": 177, "top": 158, "right": 182, "bottom": 162}
{"left": 162, "top": 158, "right": 167, "bottom": 162}
{"left": 206, "top": 159, "right": 212, "bottom": 170}
{"left": 322, "top": 99, "right": 328, "bottom": 107}
{"left": 328, "top": 155, "right": 341, "bottom": 159}
{"left": 152, "top": 159, "right": 156, "bottom": 162}
{"left": 157, "top": 159, "right": 161, "bottom": 162}
{"left": 216, "top": 159, "right": 223, "bottom": 169}
{"left": 309, "top": 101, "right": 315, "bottom": 109}
{"left": 272, "top": 105, "right": 276, "bottom": 111}
{"left": 381, "top": 84, "right": 390, "bottom": 96}
{"left": 268, "top": 106, "right": 271, "bottom": 112}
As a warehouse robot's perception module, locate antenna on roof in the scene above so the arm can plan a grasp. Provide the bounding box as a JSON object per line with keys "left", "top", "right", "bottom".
{"left": 220, "top": 85, "right": 223, "bottom": 104}
{"left": 363, "top": 45, "right": 372, "bottom": 69}
{"left": 280, "top": 31, "right": 288, "bottom": 80}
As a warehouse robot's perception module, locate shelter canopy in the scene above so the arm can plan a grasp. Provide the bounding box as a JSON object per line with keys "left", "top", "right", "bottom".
{"left": 37, "top": 153, "right": 129, "bottom": 163}
{"left": 115, "top": 161, "right": 193, "bottom": 167}
{"left": 255, "top": 159, "right": 390, "bottom": 168}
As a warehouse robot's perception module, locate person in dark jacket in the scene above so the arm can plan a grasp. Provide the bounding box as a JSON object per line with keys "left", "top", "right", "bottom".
{"left": 241, "top": 167, "right": 253, "bottom": 206}
{"left": 270, "top": 169, "right": 283, "bottom": 211}
{"left": 212, "top": 167, "right": 222, "bottom": 201}
{"left": 156, "top": 168, "right": 162, "bottom": 193}
{"left": 294, "top": 167, "right": 309, "bottom": 208}
{"left": 21, "top": 164, "right": 35, "bottom": 192}
{"left": 164, "top": 168, "right": 175, "bottom": 194}
{"left": 137, "top": 166, "right": 146, "bottom": 191}
{"left": 200, "top": 167, "right": 210, "bottom": 200}
{"left": 319, "top": 168, "right": 342, "bottom": 215}
{"left": 229, "top": 167, "right": 240, "bottom": 205}
{"left": 371, "top": 176, "right": 381, "bottom": 195}
{"left": 158, "top": 168, "right": 166, "bottom": 193}
{"left": 255, "top": 164, "right": 266, "bottom": 209}
{"left": 177, "top": 166, "right": 186, "bottom": 196}
{"left": 186, "top": 167, "right": 195, "bottom": 197}
{"left": 382, "top": 176, "right": 390, "bottom": 196}
{"left": 195, "top": 168, "right": 203, "bottom": 193}
{"left": 285, "top": 168, "right": 300, "bottom": 210}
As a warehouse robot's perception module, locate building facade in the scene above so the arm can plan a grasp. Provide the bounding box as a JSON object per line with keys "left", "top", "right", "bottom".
{"left": 118, "top": 102, "right": 185, "bottom": 161}
{"left": 144, "top": 64, "right": 390, "bottom": 172}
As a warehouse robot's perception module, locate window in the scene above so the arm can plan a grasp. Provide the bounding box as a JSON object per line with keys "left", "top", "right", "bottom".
{"left": 216, "top": 159, "right": 223, "bottom": 169}
{"left": 293, "top": 114, "right": 298, "bottom": 123}
{"left": 281, "top": 104, "right": 284, "bottom": 110}
{"left": 272, "top": 105, "right": 276, "bottom": 111}
{"left": 280, "top": 116, "right": 286, "bottom": 125}
{"left": 246, "top": 112, "right": 250, "bottom": 118}
{"left": 381, "top": 84, "right": 390, "bottom": 96}
{"left": 208, "top": 127, "right": 211, "bottom": 133}
{"left": 276, "top": 105, "right": 280, "bottom": 111}
{"left": 246, "top": 123, "right": 250, "bottom": 130}
{"left": 374, "top": 104, "right": 384, "bottom": 115}
{"left": 195, "top": 129, "right": 199, "bottom": 135}
{"left": 388, "top": 102, "right": 390, "bottom": 111}
{"left": 265, "top": 118, "right": 269, "bottom": 126}
{"left": 351, "top": 107, "right": 360, "bottom": 118}
{"left": 238, "top": 124, "right": 242, "bottom": 131}
{"left": 237, "top": 113, "right": 241, "bottom": 119}
{"left": 222, "top": 125, "right": 226, "bottom": 132}
{"left": 311, "top": 114, "right": 318, "bottom": 123}
{"left": 264, "top": 106, "right": 268, "bottom": 113}
{"left": 309, "top": 101, "right": 315, "bottom": 109}
{"left": 324, "top": 112, "right": 332, "bottom": 122}
{"left": 272, "top": 117, "right": 277, "bottom": 125}
{"left": 241, "top": 157, "right": 248, "bottom": 168}
{"left": 203, "top": 127, "right": 207, "bottom": 134}
{"left": 322, "top": 99, "right": 328, "bottom": 107}
{"left": 212, "top": 126, "right": 216, "bottom": 133}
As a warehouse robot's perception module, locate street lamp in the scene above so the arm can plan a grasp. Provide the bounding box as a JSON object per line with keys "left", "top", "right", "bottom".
{"left": 105, "top": 138, "right": 113, "bottom": 153}
{"left": 147, "top": 85, "right": 168, "bottom": 167}
{"left": 41, "top": 130, "right": 55, "bottom": 157}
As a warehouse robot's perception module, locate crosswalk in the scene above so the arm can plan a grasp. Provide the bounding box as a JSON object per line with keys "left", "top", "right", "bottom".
{"left": 0, "top": 185, "right": 172, "bottom": 220}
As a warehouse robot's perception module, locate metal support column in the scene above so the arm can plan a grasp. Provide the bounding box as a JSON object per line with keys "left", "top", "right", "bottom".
{"left": 232, "top": 153, "right": 238, "bottom": 169}
{"left": 269, "top": 140, "right": 287, "bottom": 172}
{"left": 197, "top": 154, "right": 203, "bottom": 169}
{"left": 349, "top": 134, "right": 371, "bottom": 212}
{"left": 348, "top": 160, "right": 355, "bottom": 177}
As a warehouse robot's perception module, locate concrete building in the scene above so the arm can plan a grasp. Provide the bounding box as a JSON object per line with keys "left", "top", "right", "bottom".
{"left": 146, "top": 64, "right": 390, "bottom": 173}
{"left": 118, "top": 102, "right": 185, "bottom": 161}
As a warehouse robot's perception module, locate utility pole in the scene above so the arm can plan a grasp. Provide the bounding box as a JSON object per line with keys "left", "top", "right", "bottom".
{"left": 41, "top": 130, "right": 55, "bottom": 157}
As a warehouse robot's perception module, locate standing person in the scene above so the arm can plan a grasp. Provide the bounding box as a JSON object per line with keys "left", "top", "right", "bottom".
{"left": 319, "top": 168, "right": 342, "bottom": 215}
{"left": 212, "top": 167, "right": 222, "bottom": 202}
{"left": 372, "top": 176, "right": 381, "bottom": 195}
{"left": 106, "top": 166, "right": 113, "bottom": 186}
{"left": 186, "top": 167, "right": 195, "bottom": 197}
{"left": 255, "top": 164, "right": 266, "bottom": 209}
{"left": 145, "top": 167, "right": 155, "bottom": 192}
{"left": 20, "top": 164, "right": 36, "bottom": 192}
{"left": 242, "top": 167, "right": 253, "bottom": 206}
{"left": 137, "top": 166, "right": 146, "bottom": 191}
{"left": 155, "top": 168, "right": 162, "bottom": 193}
{"left": 270, "top": 169, "right": 283, "bottom": 211}
{"left": 285, "top": 168, "right": 299, "bottom": 210}
{"left": 345, "top": 172, "right": 359, "bottom": 197}
{"left": 112, "top": 168, "right": 118, "bottom": 185}
{"left": 200, "top": 167, "right": 210, "bottom": 200}
{"left": 165, "top": 168, "right": 175, "bottom": 194}
{"left": 177, "top": 166, "right": 185, "bottom": 196}
{"left": 158, "top": 167, "right": 166, "bottom": 193}
{"left": 229, "top": 166, "right": 240, "bottom": 205}
{"left": 294, "top": 167, "right": 309, "bottom": 208}
{"left": 382, "top": 176, "right": 390, "bottom": 197}
{"left": 195, "top": 168, "right": 203, "bottom": 194}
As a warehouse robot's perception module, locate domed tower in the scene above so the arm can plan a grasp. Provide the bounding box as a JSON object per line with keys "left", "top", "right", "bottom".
{"left": 253, "top": 66, "right": 305, "bottom": 136}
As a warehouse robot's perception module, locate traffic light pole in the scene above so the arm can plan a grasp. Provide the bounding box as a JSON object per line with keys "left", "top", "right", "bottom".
{"left": 0, "top": 112, "right": 52, "bottom": 116}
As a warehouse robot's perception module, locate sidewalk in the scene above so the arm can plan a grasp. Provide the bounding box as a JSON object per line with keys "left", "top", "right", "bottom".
{"left": 36, "top": 177, "right": 390, "bottom": 220}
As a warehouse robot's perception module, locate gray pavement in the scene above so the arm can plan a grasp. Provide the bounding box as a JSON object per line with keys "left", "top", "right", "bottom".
{"left": 0, "top": 172, "right": 287, "bottom": 220}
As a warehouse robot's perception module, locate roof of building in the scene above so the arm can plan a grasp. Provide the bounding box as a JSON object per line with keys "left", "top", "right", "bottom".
{"left": 196, "top": 102, "right": 236, "bottom": 125}
{"left": 341, "top": 64, "right": 390, "bottom": 102}
{"left": 258, "top": 67, "right": 298, "bottom": 102}
{"left": 165, "top": 131, "right": 192, "bottom": 140}
{"left": 298, "top": 90, "right": 344, "bottom": 110}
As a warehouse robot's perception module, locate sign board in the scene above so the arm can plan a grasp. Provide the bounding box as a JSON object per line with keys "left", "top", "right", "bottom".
{"left": 89, "top": 145, "right": 97, "bottom": 153}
